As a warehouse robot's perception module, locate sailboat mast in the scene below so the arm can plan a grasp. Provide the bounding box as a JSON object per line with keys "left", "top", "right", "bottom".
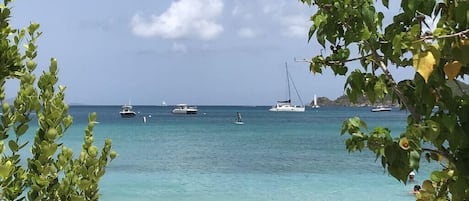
{"left": 285, "top": 62, "right": 291, "bottom": 102}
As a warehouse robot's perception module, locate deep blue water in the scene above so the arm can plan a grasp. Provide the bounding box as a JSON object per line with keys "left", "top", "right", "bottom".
{"left": 23, "top": 106, "right": 436, "bottom": 200}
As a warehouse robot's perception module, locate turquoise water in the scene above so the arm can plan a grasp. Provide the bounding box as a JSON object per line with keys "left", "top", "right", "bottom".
{"left": 44, "top": 106, "right": 434, "bottom": 200}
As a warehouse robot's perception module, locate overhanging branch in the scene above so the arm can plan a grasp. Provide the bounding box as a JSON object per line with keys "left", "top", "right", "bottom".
{"left": 417, "top": 28, "right": 469, "bottom": 42}
{"left": 369, "top": 50, "right": 421, "bottom": 122}
{"left": 295, "top": 54, "right": 372, "bottom": 65}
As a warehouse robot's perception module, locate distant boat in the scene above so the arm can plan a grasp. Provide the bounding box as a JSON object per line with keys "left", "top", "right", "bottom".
{"left": 172, "top": 104, "right": 198, "bottom": 114}
{"left": 371, "top": 105, "right": 392, "bottom": 112}
{"left": 234, "top": 112, "right": 244, "bottom": 125}
{"left": 161, "top": 101, "right": 167, "bottom": 106}
{"left": 120, "top": 104, "right": 136, "bottom": 118}
{"left": 269, "top": 63, "right": 305, "bottom": 112}
{"left": 312, "top": 94, "right": 320, "bottom": 109}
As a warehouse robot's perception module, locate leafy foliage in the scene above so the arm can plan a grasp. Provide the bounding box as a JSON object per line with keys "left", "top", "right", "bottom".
{"left": 0, "top": 1, "right": 116, "bottom": 200}
{"left": 300, "top": 0, "right": 469, "bottom": 200}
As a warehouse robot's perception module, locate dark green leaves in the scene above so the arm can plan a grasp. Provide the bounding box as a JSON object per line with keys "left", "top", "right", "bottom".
{"left": 381, "top": 0, "right": 389, "bottom": 8}
{"left": 301, "top": 0, "right": 469, "bottom": 199}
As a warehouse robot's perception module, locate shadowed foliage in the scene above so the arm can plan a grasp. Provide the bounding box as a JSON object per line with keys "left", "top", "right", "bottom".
{"left": 300, "top": 0, "right": 469, "bottom": 200}
{"left": 0, "top": 1, "right": 116, "bottom": 200}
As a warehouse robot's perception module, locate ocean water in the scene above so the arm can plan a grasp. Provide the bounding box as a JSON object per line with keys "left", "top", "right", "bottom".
{"left": 38, "top": 106, "right": 436, "bottom": 201}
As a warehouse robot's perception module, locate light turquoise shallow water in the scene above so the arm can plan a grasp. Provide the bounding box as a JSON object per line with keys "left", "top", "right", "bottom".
{"left": 33, "top": 106, "right": 436, "bottom": 201}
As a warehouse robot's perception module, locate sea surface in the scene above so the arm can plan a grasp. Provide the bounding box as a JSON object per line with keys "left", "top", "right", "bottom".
{"left": 27, "top": 106, "right": 437, "bottom": 201}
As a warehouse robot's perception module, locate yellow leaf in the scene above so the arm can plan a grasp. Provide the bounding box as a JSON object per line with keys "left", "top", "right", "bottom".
{"left": 444, "top": 61, "right": 462, "bottom": 81}
{"left": 461, "top": 39, "right": 469, "bottom": 46}
{"left": 413, "top": 51, "right": 436, "bottom": 82}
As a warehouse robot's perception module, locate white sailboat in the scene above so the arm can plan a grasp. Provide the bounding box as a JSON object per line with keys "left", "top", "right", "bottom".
{"left": 312, "top": 94, "right": 320, "bottom": 109}
{"left": 269, "top": 63, "right": 305, "bottom": 112}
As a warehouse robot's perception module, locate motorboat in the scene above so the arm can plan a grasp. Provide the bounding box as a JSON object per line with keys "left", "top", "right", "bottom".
{"left": 371, "top": 105, "right": 392, "bottom": 112}
{"left": 172, "top": 104, "right": 198, "bottom": 114}
{"left": 269, "top": 63, "right": 305, "bottom": 112}
{"left": 120, "top": 104, "right": 136, "bottom": 118}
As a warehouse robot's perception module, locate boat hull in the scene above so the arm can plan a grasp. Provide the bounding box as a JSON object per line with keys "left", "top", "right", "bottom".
{"left": 269, "top": 105, "right": 305, "bottom": 112}
{"left": 172, "top": 104, "right": 198, "bottom": 114}
{"left": 172, "top": 109, "right": 198, "bottom": 114}
{"left": 371, "top": 106, "right": 392, "bottom": 112}
{"left": 120, "top": 112, "right": 136, "bottom": 118}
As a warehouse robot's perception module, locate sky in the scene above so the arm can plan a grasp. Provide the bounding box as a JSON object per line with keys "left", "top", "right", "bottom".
{"left": 7, "top": 0, "right": 417, "bottom": 106}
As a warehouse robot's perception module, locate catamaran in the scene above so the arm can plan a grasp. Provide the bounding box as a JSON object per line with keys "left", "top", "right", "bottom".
{"left": 269, "top": 63, "right": 305, "bottom": 112}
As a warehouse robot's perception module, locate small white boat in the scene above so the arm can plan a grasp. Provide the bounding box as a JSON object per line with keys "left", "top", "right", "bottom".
{"left": 371, "top": 105, "right": 392, "bottom": 112}
{"left": 269, "top": 63, "right": 305, "bottom": 112}
{"left": 172, "top": 104, "right": 198, "bottom": 114}
{"left": 234, "top": 112, "right": 244, "bottom": 125}
{"left": 120, "top": 104, "right": 136, "bottom": 118}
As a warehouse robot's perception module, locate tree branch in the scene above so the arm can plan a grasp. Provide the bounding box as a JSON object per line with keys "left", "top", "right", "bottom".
{"left": 294, "top": 54, "right": 372, "bottom": 65}
{"left": 416, "top": 28, "right": 469, "bottom": 42}
{"left": 296, "top": 51, "right": 421, "bottom": 122}
{"left": 369, "top": 50, "right": 421, "bottom": 122}
{"left": 421, "top": 147, "right": 454, "bottom": 166}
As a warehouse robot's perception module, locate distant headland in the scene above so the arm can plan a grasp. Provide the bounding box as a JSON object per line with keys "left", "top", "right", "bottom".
{"left": 310, "top": 80, "right": 469, "bottom": 107}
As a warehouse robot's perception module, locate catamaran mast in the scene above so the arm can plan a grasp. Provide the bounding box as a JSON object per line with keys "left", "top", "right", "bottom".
{"left": 285, "top": 63, "right": 304, "bottom": 106}
{"left": 285, "top": 62, "right": 291, "bottom": 103}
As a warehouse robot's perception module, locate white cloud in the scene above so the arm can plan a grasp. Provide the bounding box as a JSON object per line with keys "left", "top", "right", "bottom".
{"left": 231, "top": 0, "right": 310, "bottom": 39}
{"left": 262, "top": 1, "right": 287, "bottom": 15}
{"left": 238, "top": 27, "right": 258, "bottom": 38}
{"left": 279, "top": 15, "right": 310, "bottom": 38}
{"left": 131, "top": 0, "right": 224, "bottom": 40}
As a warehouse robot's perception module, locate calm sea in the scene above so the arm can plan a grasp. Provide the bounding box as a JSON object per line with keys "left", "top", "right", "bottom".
{"left": 34, "top": 106, "right": 436, "bottom": 201}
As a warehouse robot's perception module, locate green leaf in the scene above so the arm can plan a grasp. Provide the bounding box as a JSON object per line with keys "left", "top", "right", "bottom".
{"left": 442, "top": 114, "right": 456, "bottom": 133}
{"left": 15, "top": 123, "right": 28, "bottom": 136}
{"left": 381, "top": 0, "right": 389, "bottom": 8}
{"left": 409, "top": 150, "right": 420, "bottom": 170}
{"left": 392, "top": 34, "right": 403, "bottom": 56}
{"left": 308, "top": 25, "right": 316, "bottom": 42}
{"left": 89, "top": 112, "right": 97, "bottom": 123}
{"left": 349, "top": 116, "right": 362, "bottom": 128}
{"left": 402, "top": 0, "right": 417, "bottom": 14}
{"left": 50, "top": 58, "right": 58, "bottom": 73}
{"left": 454, "top": 2, "right": 468, "bottom": 25}
{"left": 422, "top": 179, "right": 435, "bottom": 193}
{"left": 361, "top": 6, "right": 375, "bottom": 28}
{"left": 423, "top": 120, "right": 440, "bottom": 141}
{"left": 430, "top": 170, "right": 448, "bottom": 183}
{"left": 8, "top": 140, "right": 18, "bottom": 152}
{"left": 0, "top": 163, "right": 12, "bottom": 179}
{"left": 419, "top": 0, "right": 435, "bottom": 16}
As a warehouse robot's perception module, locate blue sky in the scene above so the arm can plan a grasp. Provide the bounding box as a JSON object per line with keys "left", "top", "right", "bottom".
{"left": 8, "top": 0, "right": 416, "bottom": 106}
